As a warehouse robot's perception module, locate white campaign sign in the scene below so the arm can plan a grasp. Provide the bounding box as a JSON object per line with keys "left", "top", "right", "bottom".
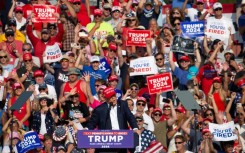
{"left": 205, "top": 18, "right": 231, "bottom": 48}
{"left": 129, "top": 56, "right": 158, "bottom": 76}
{"left": 43, "top": 43, "right": 63, "bottom": 63}
{"left": 209, "top": 121, "right": 237, "bottom": 141}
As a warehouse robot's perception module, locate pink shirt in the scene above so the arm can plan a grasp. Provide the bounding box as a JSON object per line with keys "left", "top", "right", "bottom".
{"left": 0, "top": 40, "right": 23, "bottom": 65}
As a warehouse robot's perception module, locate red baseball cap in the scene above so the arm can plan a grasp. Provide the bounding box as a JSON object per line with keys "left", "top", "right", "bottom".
{"left": 34, "top": 70, "right": 44, "bottom": 78}
{"left": 109, "top": 75, "right": 118, "bottom": 82}
{"left": 73, "top": 0, "right": 81, "bottom": 2}
{"left": 179, "top": 55, "right": 190, "bottom": 61}
{"left": 23, "top": 53, "right": 32, "bottom": 61}
{"left": 212, "top": 77, "right": 222, "bottom": 83}
{"left": 202, "top": 127, "right": 210, "bottom": 135}
{"left": 175, "top": 106, "right": 186, "bottom": 114}
{"left": 109, "top": 43, "right": 117, "bottom": 51}
{"left": 103, "top": 87, "right": 116, "bottom": 99}
{"left": 12, "top": 82, "right": 22, "bottom": 90}
{"left": 136, "top": 97, "right": 147, "bottom": 103}
{"left": 94, "top": 9, "right": 103, "bottom": 16}
{"left": 153, "top": 108, "right": 163, "bottom": 114}
{"left": 15, "top": 6, "right": 23, "bottom": 12}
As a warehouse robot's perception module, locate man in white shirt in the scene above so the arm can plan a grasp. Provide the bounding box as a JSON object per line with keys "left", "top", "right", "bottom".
{"left": 134, "top": 97, "right": 154, "bottom": 132}
{"left": 182, "top": 0, "right": 208, "bottom": 21}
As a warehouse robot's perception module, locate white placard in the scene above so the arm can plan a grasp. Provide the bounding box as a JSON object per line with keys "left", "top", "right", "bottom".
{"left": 43, "top": 43, "right": 63, "bottom": 63}
{"left": 209, "top": 121, "right": 237, "bottom": 141}
{"left": 129, "top": 56, "right": 158, "bottom": 76}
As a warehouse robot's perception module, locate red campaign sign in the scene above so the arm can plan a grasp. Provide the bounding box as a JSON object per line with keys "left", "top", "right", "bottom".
{"left": 33, "top": 5, "right": 57, "bottom": 23}
{"left": 146, "top": 72, "right": 173, "bottom": 95}
{"left": 126, "top": 30, "right": 151, "bottom": 47}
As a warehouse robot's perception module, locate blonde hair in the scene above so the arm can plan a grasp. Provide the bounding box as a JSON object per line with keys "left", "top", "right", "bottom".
{"left": 0, "top": 50, "right": 10, "bottom": 63}
{"left": 208, "top": 84, "right": 226, "bottom": 103}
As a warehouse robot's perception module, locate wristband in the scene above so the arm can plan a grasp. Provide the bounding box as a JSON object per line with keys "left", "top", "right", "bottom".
{"left": 60, "top": 110, "right": 64, "bottom": 113}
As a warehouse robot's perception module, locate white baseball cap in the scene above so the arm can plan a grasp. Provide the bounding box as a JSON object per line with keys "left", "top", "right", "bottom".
{"left": 213, "top": 2, "right": 222, "bottom": 9}
{"left": 90, "top": 56, "right": 100, "bottom": 63}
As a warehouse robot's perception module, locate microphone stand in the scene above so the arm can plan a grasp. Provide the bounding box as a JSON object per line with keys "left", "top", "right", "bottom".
{"left": 10, "top": 111, "right": 14, "bottom": 153}
{"left": 192, "top": 109, "right": 198, "bottom": 153}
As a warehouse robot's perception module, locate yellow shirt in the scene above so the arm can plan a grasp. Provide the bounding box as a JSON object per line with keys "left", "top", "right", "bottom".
{"left": 0, "top": 30, "right": 26, "bottom": 43}
{"left": 86, "top": 22, "right": 114, "bottom": 54}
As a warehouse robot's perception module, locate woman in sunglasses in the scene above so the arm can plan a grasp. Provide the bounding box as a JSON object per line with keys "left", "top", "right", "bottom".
{"left": 0, "top": 50, "right": 14, "bottom": 73}
{"left": 171, "top": 18, "right": 183, "bottom": 36}
{"left": 116, "top": 13, "right": 139, "bottom": 51}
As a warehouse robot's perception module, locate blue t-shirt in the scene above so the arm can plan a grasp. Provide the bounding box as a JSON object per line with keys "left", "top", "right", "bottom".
{"left": 172, "top": 0, "right": 192, "bottom": 9}
{"left": 82, "top": 66, "right": 107, "bottom": 95}
{"left": 173, "top": 67, "right": 188, "bottom": 89}
{"left": 238, "top": 15, "right": 245, "bottom": 42}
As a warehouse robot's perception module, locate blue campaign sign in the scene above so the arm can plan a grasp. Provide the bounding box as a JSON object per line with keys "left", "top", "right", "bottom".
{"left": 77, "top": 130, "right": 134, "bottom": 148}
{"left": 181, "top": 21, "right": 205, "bottom": 38}
{"left": 16, "top": 131, "right": 42, "bottom": 153}
{"left": 99, "top": 58, "right": 111, "bottom": 75}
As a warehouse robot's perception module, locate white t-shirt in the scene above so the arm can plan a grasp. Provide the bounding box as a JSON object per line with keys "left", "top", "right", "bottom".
{"left": 14, "top": 17, "right": 26, "bottom": 30}
{"left": 187, "top": 8, "right": 207, "bottom": 21}
{"left": 39, "top": 113, "right": 47, "bottom": 135}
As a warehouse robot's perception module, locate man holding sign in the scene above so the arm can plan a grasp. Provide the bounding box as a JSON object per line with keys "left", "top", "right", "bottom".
{"left": 205, "top": 2, "right": 235, "bottom": 49}
{"left": 169, "top": 43, "right": 201, "bottom": 90}
{"left": 27, "top": 11, "right": 64, "bottom": 65}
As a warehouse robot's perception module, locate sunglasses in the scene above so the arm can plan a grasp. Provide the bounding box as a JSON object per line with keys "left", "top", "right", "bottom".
{"left": 94, "top": 15, "right": 102, "bottom": 18}
{"left": 24, "top": 59, "right": 32, "bottom": 62}
{"left": 136, "top": 120, "right": 143, "bottom": 123}
{"left": 109, "top": 50, "right": 117, "bottom": 53}
{"left": 6, "top": 34, "right": 14, "bottom": 37}
{"left": 127, "top": 19, "right": 136, "bottom": 22}
{"left": 180, "top": 60, "right": 189, "bottom": 63}
{"left": 73, "top": 2, "right": 81, "bottom": 5}
{"left": 112, "top": 10, "right": 120, "bottom": 13}
{"left": 156, "top": 58, "right": 163, "bottom": 61}
{"left": 205, "top": 113, "right": 213, "bottom": 116}
{"left": 23, "top": 48, "right": 31, "bottom": 51}
{"left": 164, "top": 107, "right": 171, "bottom": 110}
{"left": 16, "top": 11, "right": 23, "bottom": 14}
{"left": 131, "top": 88, "right": 138, "bottom": 90}
{"left": 196, "top": 2, "right": 204, "bottom": 5}
{"left": 104, "top": 8, "right": 111, "bottom": 11}
{"left": 236, "top": 113, "right": 243, "bottom": 116}
{"left": 40, "top": 98, "right": 48, "bottom": 102}
{"left": 175, "top": 142, "right": 183, "bottom": 144}
{"left": 174, "top": 23, "right": 180, "bottom": 26}
{"left": 0, "top": 55, "right": 7, "bottom": 59}
{"left": 39, "top": 88, "right": 46, "bottom": 91}
{"left": 214, "top": 8, "right": 222, "bottom": 11}
{"left": 154, "top": 113, "right": 162, "bottom": 116}
{"left": 137, "top": 103, "right": 146, "bottom": 107}
{"left": 95, "top": 84, "right": 101, "bottom": 87}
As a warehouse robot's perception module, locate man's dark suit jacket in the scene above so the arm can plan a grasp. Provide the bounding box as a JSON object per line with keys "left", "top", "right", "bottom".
{"left": 87, "top": 100, "right": 138, "bottom": 130}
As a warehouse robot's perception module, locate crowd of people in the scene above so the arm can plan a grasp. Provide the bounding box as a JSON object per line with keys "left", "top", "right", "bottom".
{"left": 0, "top": 0, "right": 245, "bottom": 152}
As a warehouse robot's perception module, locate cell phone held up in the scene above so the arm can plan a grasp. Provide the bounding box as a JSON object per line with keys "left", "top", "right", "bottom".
{"left": 162, "top": 98, "right": 170, "bottom": 103}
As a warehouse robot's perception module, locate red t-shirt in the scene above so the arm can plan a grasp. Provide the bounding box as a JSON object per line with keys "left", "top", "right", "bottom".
{"left": 77, "top": 4, "right": 90, "bottom": 26}
{"left": 11, "top": 96, "right": 29, "bottom": 126}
